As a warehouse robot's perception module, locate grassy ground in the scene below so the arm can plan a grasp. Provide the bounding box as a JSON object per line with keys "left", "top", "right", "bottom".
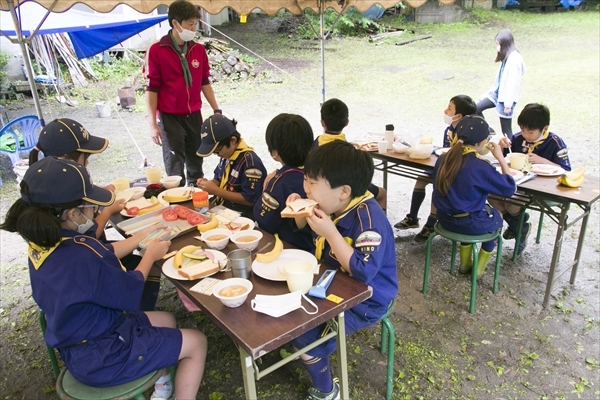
{"left": 0, "top": 9, "right": 599, "bottom": 400}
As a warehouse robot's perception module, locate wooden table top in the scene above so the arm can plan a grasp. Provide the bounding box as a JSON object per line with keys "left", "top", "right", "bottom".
{"left": 156, "top": 231, "right": 373, "bottom": 359}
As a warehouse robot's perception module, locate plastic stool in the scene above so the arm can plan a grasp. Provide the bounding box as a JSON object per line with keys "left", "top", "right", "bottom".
{"left": 423, "top": 222, "right": 503, "bottom": 313}
{"left": 379, "top": 301, "right": 395, "bottom": 400}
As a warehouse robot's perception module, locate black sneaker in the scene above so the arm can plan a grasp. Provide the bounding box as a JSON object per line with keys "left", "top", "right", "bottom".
{"left": 517, "top": 222, "right": 531, "bottom": 255}
{"left": 503, "top": 213, "right": 530, "bottom": 240}
{"left": 415, "top": 225, "right": 435, "bottom": 243}
{"left": 394, "top": 215, "right": 419, "bottom": 230}
{"left": 305, "top": 383, "right": 340, "bottom": 400}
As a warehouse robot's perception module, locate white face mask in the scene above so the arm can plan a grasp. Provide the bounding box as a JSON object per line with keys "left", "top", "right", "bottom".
{"left": 251, "top": 292, "right": 318, "bottom": 318}
{"left": 443, "top": 113, "right": 457, "bottom": 125}
{"left": 176, "top": 22, "right": 196, "bottom": 42}
{"left": 496, "top": 45, "right": 501, "bottom": 52}
{"left": 72, "top": 209, "right": 95, "bottom": 234}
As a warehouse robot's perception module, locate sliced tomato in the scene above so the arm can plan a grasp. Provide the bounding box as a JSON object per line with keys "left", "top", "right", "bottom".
{"left": 173, "top": 205, "right": 190, "bottom": 219}
{"left": 186, "top": 212, "right": 204, "bottom": 226}
{"left": 126, "top": 207, "right": 139, "bottom": 216}
{"left": 162, "top": 209, "right": 178, "bottom": 222}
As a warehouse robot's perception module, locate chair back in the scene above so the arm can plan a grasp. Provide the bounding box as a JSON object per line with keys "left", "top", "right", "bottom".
{"left": 0, "top": 115, "right": 41, "bottom": 166}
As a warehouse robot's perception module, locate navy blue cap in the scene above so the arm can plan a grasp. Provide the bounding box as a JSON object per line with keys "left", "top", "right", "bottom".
{"left": 22, "top": 157, "right": 114, "bottom": 206}
{"left": 455, "top": 115, "right": 490, "bottom": 145}
{"left": 37, "top": 118, "right": 108, "bottom": 156}
{"left": 196, "top": 115, "right": 236, "bottom": 157}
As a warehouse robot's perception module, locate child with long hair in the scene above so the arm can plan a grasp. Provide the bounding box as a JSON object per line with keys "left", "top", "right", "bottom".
{"left": 432, "top": 115, "right": 516, "bottom": 278}
{"left": 476, "top": 29, "right": 525, "bottom": 139}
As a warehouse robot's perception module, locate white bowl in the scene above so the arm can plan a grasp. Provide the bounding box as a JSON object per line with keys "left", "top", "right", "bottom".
{"left": 122, "top": 187, "right": 145, "bottom": 200}
{"left": 213, "top": 278, "right": 253, "bottom": 308}
{"left": 200, "top": 229, "right": 232, "bottom": 250}
{"left": 230, "top": 230, "right": 263, "bottom": 251}
{"left": 160, "top": 175, "right": 182, "bottom": 189}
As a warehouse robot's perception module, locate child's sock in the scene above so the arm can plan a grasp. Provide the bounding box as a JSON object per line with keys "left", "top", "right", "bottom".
{"left": 303, "top": 356, "right": 333, "bottom": 393}
{"left": 153, "top": 374, "right": 173, "bottom": 399}
{"left": 409, "top": 189, "right": 426, "bottom": 219}
{"left": 425, "top": 213, "right": 437, "bottom": 228}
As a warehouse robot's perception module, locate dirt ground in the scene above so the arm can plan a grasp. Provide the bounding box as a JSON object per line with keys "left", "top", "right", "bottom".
{"left": 1, "top": 11, "right": 599, "bottom": 400}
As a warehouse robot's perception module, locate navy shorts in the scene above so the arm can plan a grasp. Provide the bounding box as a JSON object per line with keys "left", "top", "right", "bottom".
{"left": 60, "top": 312, "right": 182, "bottom": 387}
{"left": 437, "top": 204, "right": 503, "bottom": 235}
{"left": 367, "top": 183, "right": 380, "bottom": 198}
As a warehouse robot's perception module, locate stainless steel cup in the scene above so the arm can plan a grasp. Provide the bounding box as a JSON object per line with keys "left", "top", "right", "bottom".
{"left": 227, "top": 249, "right": 252, "bottom": 279}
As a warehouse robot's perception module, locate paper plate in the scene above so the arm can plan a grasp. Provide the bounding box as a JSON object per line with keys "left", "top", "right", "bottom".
{"left": 119, "top": 197, "right": 154, "bottom": 217}
{"left": 114, "top": 190, "right": 133, "bottom": 203}
{"left": 496, "top": 166, "right": 524, "bottom": 179}
{"left": 530, "top": 164, "right": 566, "bottom": 176}
{"left": 218, "top": 216, "right": 257, "bottom": 231}
{"left": 158, "top": 187, "right": 201, "bottom": 205}
{"left": 252, "top": 249, "right": 318, "bottom": 282}
{"left": 434, "top": 148, "right": 451, "bottom": 156}
{"left": 162, "top": 249, "right": 226, "bottom": 281}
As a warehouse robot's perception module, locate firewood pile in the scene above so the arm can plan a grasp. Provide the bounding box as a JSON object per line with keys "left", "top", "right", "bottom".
{"left": 201, "top": 38, "right": 254, "bottom": 82}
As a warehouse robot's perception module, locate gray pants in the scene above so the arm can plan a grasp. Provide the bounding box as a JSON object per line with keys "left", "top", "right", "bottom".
{"left": 158, "top": 111, "right": 204, "bottom": 186}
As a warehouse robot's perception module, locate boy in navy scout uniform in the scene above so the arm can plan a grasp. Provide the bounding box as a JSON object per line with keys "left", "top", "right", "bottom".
{"left": 433, "top": 116, "right": 517, "bottom": 278}
{"left": 314, "top": 98, "right": 387, "bottom": 212}
{"left": 0, "top": 157, "right": 207, "bottom": 400}
{"left": 253, "top": 113, "right": 315, "bottom": 252}
{"left": 491, "top": 103, "right": 571, "bottom": 254}
{"left": 196, "top": 114, "right": 267, "bottom": 218}
{"left": 394, "top": 95, "right": 477, "bottom": 243}
{"left": 286, "top": 141, "right": 398, "bottom": 400}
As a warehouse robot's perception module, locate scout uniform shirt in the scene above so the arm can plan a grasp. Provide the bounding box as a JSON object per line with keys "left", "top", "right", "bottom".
{"left": 508, "top": 130, "right": 571, "bottom": 171}
{"left": 253, "top": 165, "right": 314, "bottom": 253}
{"left": 213, "top": 140, "right": 267, "bottom": 217}
{"left": 314, "top": 195, "right": 398, "bottom": 323}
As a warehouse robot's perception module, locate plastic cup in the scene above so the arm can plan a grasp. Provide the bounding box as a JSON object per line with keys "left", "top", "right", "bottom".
{"left": 192, "top": 191, "right": 209, "bottom": 210}
{"left": 378, "top": 141, "right": 388, "bottom": 155}
{"left": 145, "top": 168, "right": 162, "bottom": 184}
{"left": 510, "top": 153, "right": 527, "bottom": 170}
{"left": 112, "top": 178, "right": 129, "bottom": 191}
{"left": 283, "top": 261, "right": 314, "bottom": 294}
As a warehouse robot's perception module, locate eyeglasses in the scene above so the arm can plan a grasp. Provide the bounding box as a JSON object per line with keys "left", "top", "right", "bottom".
{"left": 213, "top": 144, "right": 224, "bottom": 155}
{"left": 78, "top": 204, "right": 99, "bottom": 214}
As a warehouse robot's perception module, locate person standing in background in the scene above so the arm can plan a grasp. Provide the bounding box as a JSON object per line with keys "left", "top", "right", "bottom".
{"left": 145, "top": 0, "right": 221, "bottom": 186}
{"left": 476, "top": 29, "right": 525, "bottom": 139}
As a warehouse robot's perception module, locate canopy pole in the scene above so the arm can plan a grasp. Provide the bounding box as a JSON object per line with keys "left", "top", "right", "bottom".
{"left": 8, "top": 0, "right": 45, "bottom": 126}
{"left": 319, "top": 0, "right": 325, "bottom": 104}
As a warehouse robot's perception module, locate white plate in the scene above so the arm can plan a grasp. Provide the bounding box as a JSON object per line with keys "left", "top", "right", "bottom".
{"left": 496, "top": 166, "right": 525, "bottom": 179}
{"left": 530, "top": 164, "right": 566, "bottom": 176}
{"left": 119, "top": 197, "right": 153, "bottom": 217}
{"left": 158, "top": 187, "right": 201, "bottom": 205}
{"left": 115, "top": 190, "right": 133, "bottom": 203}
{"left": 252, "top": 249, "right": 318, "bottom": 282}
{"left": 434, "top": 148, "right": 451, "bottom": 156}
{"left": 162, "top": 249, "right": 226, "bottom": 281}
{"left": 218, "top": 216, "right": 257, "bottom": 231}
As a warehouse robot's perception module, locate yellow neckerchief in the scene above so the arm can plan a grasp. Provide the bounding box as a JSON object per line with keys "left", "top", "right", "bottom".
{"left": 28, "top": 239, "right": 69, "bottom": 270}
{"left": 318, "top": 132, "right": 346, "bottom": 146}
{"left": 524, "top": 127, "right": 550, "bottom": 154}
{"left": 314, "top": 191, "right": 374, "bottom": 261}
{"left": 215, "top": 138, "right": 253, "bottom": 205}
{"left": 448, "top": 127, "right": 458, "bottom": 146}
{"left": 462, "top": 146, "right": 478, "bottom": 156}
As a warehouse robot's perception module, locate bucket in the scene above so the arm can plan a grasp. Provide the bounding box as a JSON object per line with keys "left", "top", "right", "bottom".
{"left": 95, "top": 101, "right": 111, "bottom": 118}
{"left": 118, "top": 86, "right": 136, "bottom": 108}
{"left": 240, "top": 14, "right": 247, "bottom": 23}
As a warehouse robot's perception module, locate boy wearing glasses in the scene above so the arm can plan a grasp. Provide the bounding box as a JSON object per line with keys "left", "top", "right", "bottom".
{"left": 196, "top": 115, "right": 267, "bottom": 218}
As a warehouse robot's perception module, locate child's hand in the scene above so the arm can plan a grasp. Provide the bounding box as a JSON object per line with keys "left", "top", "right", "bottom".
{"left": 144, "top": 238, "right": 171, "bottom": 261}
{"left": 305, "top": 208, "right": 336, "bottom": 238}
{"left": 197, "top": 178, "right": 217, "bottom": 194}
{"left": 286, "top": 193, "right": 302, "bottom": 204}
{"left": 488, "top": 142, "right": 504, "bottom": 160}
{"left": 503, "top": 107, "right": 512, "bottom": 115}
{"left": 527, "top": 153, "right": 546, "bottom": 164}
{"left": 103, "top": 184, "right": 116, "bottom": 192}
{"left": 104, "top": 198, "right": 126, "bottom": 215}
{"left": 498, "top": 137, "right": 512, "bottom": 148}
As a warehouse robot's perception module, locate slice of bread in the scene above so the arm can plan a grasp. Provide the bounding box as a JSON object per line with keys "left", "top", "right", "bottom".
{"left": 281, "top": 198, "right": 318, "bottom": 218}
{"left": 178, "top": 260, "right": 220, "bottom": 280}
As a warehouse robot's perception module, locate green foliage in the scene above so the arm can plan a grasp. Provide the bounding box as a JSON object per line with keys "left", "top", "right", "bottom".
{"left": 0, "top": 49, "right": 9, "bottom": 88}
{"left": 89, "top": 55, "right": 142, "bottom": 82}
{"left": 298, "top": 7, "right": 383, "bottom": 38}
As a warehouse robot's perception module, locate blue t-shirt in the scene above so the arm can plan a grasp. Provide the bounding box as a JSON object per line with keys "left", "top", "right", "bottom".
{"left": 315, "top": 197, "right": 398, "bottom": 321}
{"left": 507, "top": 131, "right": 571, "bottom": 171}
{"left": 253, "top": 165, "right": 314, "bottom": 252}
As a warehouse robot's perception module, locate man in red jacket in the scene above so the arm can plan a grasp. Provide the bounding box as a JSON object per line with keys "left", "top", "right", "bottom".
{"left": 145, "top": 0, "right": 221, "bottom": 186}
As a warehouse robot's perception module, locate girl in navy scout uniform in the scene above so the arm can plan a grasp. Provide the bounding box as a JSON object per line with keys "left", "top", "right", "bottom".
{"left": 491, "top": 103, "right": 571, "bottom": 254}
{"left": 0, "top": 157, "right": 207, "bottom": 400}
{"left": 253, "top": 113, "right": 314, "bottom": 252}
{"left": 286, "top": 141, "right": 398, "bottom": 400}
{"left": 196, "top": 114, "right": 267, "bottom": 218}
{"left": 433, "top": 115, "right": 516, "bottom": 279}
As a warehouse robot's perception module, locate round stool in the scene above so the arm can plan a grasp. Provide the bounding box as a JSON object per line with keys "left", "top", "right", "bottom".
{"left": 423, "top": 222, "right": 503, "bottom": 313}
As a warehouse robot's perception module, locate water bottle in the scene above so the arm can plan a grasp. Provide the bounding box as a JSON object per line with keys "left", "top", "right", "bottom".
{"left": 385, "top": 124, "right": 395, "bottom": 150}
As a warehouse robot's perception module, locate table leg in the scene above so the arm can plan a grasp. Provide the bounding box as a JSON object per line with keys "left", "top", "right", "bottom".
{"left": 239, "top": 346, "right": 258, "bottom": 400}
{"left": 542, "top": 203, "right": 570, "bottom": 308}
{"left": 382, "top": 160, "right": 388, "bottom": 191}
{"left": 336, "top": 311, "right": 349, "bottom": 400}
{"left": 569, "top": 210, "right": 590, "bottom": 284}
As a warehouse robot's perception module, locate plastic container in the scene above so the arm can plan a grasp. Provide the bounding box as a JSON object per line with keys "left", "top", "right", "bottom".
{"left": 95, "top": 101, "right": 111, "bottom": 118}
{"left": 385, "top": 124, "right": 394, "bottom": 150}
{"left": 192, "top": 191, "right": 209, "bottom": 210}
{"left": 145, "top": 168, "right": 162, "bottom": 184}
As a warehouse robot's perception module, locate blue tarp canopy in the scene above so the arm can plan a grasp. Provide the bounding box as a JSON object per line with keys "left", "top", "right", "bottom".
{"left": 0, "top": 2, "right": 167, "bottom": 59}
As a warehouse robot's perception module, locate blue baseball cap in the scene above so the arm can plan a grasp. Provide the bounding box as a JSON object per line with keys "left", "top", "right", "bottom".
{"left": 455, "top": 115, "right": 490, "bottom": 145}
{"left": 196, "top": 115, "right": 236, "bottom": 157}
{"left": 37, "top": 118, "right": 108, "bottom": 156}
{"left": 22, "top": 157, "right": 114, "bottom": 207}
